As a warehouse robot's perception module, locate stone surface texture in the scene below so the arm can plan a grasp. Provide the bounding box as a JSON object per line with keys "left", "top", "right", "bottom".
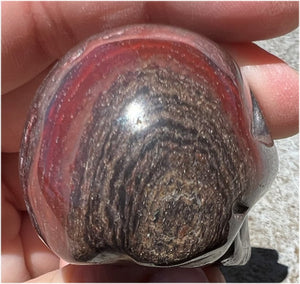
{"left": 19, "top": 25, "right": 278, "bottom": 268}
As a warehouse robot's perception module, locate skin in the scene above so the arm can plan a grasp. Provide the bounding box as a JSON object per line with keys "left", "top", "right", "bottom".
{"left": 1, "top": 1, "right": 299, "bottom": 282}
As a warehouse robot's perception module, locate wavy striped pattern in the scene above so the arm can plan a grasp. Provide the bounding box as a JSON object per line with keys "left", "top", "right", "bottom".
{"left": 67, "top": 66, "right": 255, "bottom": 265}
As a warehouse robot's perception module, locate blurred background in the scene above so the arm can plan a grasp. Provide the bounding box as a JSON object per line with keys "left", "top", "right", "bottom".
{"left": 221, "top": 27, "right": 299, "bottom": 283}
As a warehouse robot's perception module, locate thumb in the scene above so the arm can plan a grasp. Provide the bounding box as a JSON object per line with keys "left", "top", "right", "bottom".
{"left": 26, "top": 265, "right": 116, "bottom": 283}
{"left": 26, "top": 263, "right": 225, "bottom": 282}
{"left": 26, "top": 264, "right": 118, "bottom": 283}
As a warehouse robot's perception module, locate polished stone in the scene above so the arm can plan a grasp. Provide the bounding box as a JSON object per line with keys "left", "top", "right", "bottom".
{"left": 19, "top": 25, "right": 278, "bottom": 267}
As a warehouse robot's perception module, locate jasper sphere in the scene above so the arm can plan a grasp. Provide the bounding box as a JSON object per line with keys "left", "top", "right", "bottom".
{"left": 19, "top": 25, "right": 278, "bottom": 267}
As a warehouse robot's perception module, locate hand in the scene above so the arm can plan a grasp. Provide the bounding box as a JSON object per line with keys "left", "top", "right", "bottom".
{"left": 2, "top": 2, "right": 298, "bottom": 282}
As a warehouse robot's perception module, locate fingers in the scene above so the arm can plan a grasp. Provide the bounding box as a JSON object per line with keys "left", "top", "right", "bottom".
{"left": 2, "top": 153, "right": 59, "bottom": 281}
{"left": 1, "top": 191, "right": 31, "bottom": 282}
{"left": 1, "top": 180, "right": 59, "bottom": 282}
{"left": 2, "top": 67, "right": 52, "bottom": 153}
{"left": 222, "top": 43, "right": 299, "bottom": 139}
{"left": 148, "top": 1, "right": 298, "bottom": 41}
{"left": 2, "top": 1, "right": 298, "bottom": 93}
{"left": 2, "top": 2, "right": 146, "bottom": 93}
{"left": 2, "top": 153, "right": 26, "bottom": 210}
{"left": 27, "top": 263, "right": 225, "bottom": 282}
{"left": 21, "top": 215, "right": 60, "bottom": 279}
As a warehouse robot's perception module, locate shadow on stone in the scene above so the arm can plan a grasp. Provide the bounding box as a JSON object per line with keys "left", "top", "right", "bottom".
{"left": 220, "top": 247, "right": 288, "bottom": 283}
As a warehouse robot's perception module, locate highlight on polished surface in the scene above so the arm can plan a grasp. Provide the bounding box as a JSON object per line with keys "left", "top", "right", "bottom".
{"left": 19, "top": 25, "right": 278, "bottom": 267}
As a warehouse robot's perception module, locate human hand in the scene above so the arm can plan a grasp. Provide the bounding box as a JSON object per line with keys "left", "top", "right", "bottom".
{"left": 2, "top": 2, "right": 298, "bottom": 282}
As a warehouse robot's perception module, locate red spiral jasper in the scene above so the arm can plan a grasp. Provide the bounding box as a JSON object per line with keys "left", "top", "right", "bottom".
{"left": 20, "top": 25, "right": 278, "bottom": 267}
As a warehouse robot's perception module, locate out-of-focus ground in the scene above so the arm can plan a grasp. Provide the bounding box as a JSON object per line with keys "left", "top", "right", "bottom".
{"left": 222, "top": 28, "right": 299, "bottom": 283}
{"left": 251, "top": 27, "right": 299, "bottom": 283}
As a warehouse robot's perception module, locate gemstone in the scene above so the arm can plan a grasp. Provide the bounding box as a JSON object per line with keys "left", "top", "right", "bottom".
{"left": 19, "top": 25, "right": 278, "bottom": 267}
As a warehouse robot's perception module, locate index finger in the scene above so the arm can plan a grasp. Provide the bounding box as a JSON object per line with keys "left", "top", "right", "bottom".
{"left": 2, "top": 1, "right": 298, "bottom": 93}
